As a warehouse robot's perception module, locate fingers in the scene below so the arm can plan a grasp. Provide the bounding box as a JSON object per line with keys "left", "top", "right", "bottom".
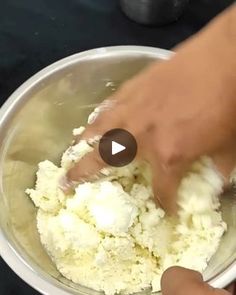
{"left": 66, "top": 146, "right": 105, "bottom": 182}
{"left": 75, "top": 98, "right": 123, "bottom": 144}
{"left": 161, "top": 266, "right": 230, "bottom": 295}
{"left": 212, "top": 147, "right": 236, "bottom": 187}
{"left": 150, "top": 155, "right": 188, "bottom": 214}
{"left": 152, "top": 168, "right": 180, "bottom": 214}
{"left": 151, "top": 143, "right": 236, "bottom": 214}
{"left": 64, "top": 97, "right": 124, "bottom": 188}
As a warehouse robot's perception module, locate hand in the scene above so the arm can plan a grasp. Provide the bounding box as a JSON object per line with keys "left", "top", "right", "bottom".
{"left": 65, "top": 5, "right": 236, "bottom": 213}
{"left": 161, "top": 267, "right": 232, "bottom": 295}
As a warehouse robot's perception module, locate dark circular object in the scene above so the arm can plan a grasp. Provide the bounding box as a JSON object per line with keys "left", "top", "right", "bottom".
{"left": 99, "top": 128, "right": 138, "bottom": 167}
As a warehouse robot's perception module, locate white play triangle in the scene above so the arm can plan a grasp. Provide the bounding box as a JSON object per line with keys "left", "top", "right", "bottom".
{"left": 112, "top": 141, "right": 126, "bottom": 155}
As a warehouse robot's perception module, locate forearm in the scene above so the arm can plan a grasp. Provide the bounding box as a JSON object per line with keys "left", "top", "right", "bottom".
{"left": 205, "top": 4, "right": 236, "bottom": 73}
{"left": 176, "top": 4, "right": 236, "bottom": 55}
{"left": 173, "top": 4, "right": 236, "bottom": 93}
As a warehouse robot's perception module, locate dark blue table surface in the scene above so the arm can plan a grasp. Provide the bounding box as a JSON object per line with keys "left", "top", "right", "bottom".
{"left": 0, "top": 0, "right": 234, "bottom": 294}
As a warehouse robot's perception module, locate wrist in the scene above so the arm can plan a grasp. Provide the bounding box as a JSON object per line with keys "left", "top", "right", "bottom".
{"left": 175, "top": 5, "right": 236, "bottom": 91}
{"left": 207, "top": 4, "right": 236, "bottom": 74}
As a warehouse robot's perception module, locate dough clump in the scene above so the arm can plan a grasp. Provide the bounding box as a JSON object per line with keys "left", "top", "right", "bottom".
{"left": 26, "top": 127, "right": 226, "bottom": 295}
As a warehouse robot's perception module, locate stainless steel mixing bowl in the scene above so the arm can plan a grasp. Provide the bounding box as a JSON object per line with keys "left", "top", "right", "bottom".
{"left": 0, "top": 46, "right": 236, "bottom": 295}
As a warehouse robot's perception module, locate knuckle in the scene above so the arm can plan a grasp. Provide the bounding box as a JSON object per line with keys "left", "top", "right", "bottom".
{"left": 157, "top": 139, "right": 183, "bottom": 170}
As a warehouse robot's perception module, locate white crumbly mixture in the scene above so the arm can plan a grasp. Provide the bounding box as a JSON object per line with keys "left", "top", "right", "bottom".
{"left": 26, "top": 127, "right": 227, "bottom": 295}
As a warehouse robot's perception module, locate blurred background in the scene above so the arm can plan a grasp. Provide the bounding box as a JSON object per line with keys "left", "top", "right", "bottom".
{"left": 0, "top": 0, "right": 234, "bottom": 294}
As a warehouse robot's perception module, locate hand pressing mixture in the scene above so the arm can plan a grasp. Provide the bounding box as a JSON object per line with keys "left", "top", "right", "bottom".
{"left": 26, "top": 4, "right": 236, "bottom": 295}
{"left": 26, "top": 125, "right": 226, "bottom": 295}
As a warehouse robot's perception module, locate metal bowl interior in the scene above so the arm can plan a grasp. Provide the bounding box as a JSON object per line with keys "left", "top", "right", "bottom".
{"left": 0, "top": 46, "right": 236, "bottom": 295}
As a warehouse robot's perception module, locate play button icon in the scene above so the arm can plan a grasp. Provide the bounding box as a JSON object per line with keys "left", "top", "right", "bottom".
{"left": 99, "top": 128, "right": 137, "bottom": 167}
{"left": 112, "top": 141, "right": 126, "bottom": 155}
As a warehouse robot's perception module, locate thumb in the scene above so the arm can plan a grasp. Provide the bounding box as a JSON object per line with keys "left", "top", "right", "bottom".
{"left": 161, "top": 267, "right": 230, "bottom": 295}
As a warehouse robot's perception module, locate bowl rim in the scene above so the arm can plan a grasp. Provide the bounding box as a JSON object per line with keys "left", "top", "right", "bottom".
{"left": 0, "top": 45, "right": 235, "bottom": 295}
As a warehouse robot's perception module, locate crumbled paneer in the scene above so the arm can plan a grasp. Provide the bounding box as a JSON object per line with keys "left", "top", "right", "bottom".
{"left": 26, "top": 126, "right": 226, "bottom": 295}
